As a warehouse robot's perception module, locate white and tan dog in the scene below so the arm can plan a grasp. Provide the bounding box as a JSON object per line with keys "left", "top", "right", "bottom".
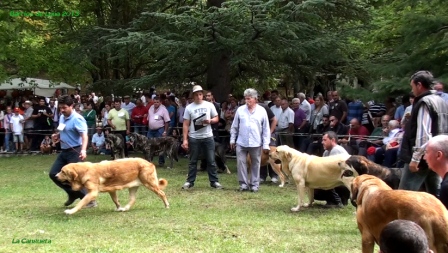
{"left": 269, "top": 145, "right": 355, "bottom": 212}
{"left": 350, "top": 175, "right": 448, "bottom": 253}
{"left": 56, "top": 158, "right": 169, "bottom": 215}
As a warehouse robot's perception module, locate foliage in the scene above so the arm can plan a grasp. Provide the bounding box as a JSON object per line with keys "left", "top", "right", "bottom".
{"left": 361, "top": 0, "right": 448, "bottom": 95}
{"left": 0, "top": 0, "right": 87, "bottom": 84}
{"left": 100, "top": 0, "right": 372, "bottom": 100}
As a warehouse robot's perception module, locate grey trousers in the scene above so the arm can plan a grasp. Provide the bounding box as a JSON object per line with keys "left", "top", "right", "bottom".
{"left": 236, "top": 145, "right": 262, "bottom": 190}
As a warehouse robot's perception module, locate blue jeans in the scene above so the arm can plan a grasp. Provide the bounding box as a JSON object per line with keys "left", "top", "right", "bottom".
{"left": 186, "top": 136, "right": 219, "bottom": 185}
{"left": 133, "top": 123, "right": 147, "bottom": 137}
{"left": 48, "top": 146, "right": 87, "bottom": 200}
{"left": 399, "top": 163, "right": 441, "bottom": 197}
{"left": 4, "top": 131, "right": 14, "bottom": 152}
{"left": 147, "top": 127, "right": 165, "bottom": 165}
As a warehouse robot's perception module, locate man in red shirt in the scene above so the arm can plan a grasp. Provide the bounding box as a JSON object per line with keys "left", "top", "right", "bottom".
{"left": 131, "top": 99, "right": 148, "bottom": 136}
{"left": 340, "top": 118, "right": 370, "bottom": 154}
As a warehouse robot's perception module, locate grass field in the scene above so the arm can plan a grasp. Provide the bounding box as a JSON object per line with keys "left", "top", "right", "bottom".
{"left": 0, "top": 153, "right": 373, "bottom": 253}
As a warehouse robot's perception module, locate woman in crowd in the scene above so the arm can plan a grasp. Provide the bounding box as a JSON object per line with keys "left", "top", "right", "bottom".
{"left": 101, "top": 102, "right": 112, "bottom": 127}
{"left": 309, "top": 94, "right": 329, "bottom": 133}
{"left": 82, "top": 102, "right": 97, "bottom": 139}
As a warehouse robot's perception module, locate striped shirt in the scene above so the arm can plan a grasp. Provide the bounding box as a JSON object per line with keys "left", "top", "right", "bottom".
{"left": 413, "top": 104, "right": 432, "bottom": 161}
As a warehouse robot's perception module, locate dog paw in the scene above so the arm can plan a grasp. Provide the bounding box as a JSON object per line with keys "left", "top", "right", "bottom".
{"left": 64, "top": 209, "right": 76, "bottom": 215}
{"left": 116, "top": 207, "right": 128, "bottom": 212}
{"left": 278, "top": 184, "right": 284, "bottom": 188}
{"left": 290, "top": 207, "right": 300, "bottom": 212}
{"left": 302, "top": 203, "right": 310, "bottom": 207}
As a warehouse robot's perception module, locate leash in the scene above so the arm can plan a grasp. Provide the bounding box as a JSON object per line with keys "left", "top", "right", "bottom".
{"left": 52, "top": 134, "right": 82, "bottom": 156}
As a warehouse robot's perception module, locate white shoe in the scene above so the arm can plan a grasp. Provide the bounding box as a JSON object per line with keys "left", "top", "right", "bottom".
{"left": 271, "top": 177, "right": 279, "bottom": 184}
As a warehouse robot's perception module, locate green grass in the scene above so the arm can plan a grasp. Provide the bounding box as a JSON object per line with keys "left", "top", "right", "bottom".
{"left": 0, "top": 154, "right": 370, "bottom": 253}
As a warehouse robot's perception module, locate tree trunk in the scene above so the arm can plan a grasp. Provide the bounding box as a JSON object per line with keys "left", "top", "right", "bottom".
{"left": 206, "top": 53, "right": 231, "bottom": 103}
{"left": 206, "top": 0, "right": 230, "bottom": 103}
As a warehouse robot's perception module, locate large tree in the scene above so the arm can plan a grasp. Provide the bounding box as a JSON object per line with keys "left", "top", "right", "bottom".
{"left": 102, "top": 0, "right": 371, "bottom": 101}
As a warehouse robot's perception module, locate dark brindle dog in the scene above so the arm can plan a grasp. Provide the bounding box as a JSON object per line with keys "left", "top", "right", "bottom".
{"left": 129, "top": 132, "right": 179, "bottom": 168}
{"left": 341, "top": 155, "right": 402, "bottom": 189}
{"left": 105, "top": 133, "right": 125, "bottom": 160}
{"left": 199, "top": 142, "right": 231, "bottom": 174}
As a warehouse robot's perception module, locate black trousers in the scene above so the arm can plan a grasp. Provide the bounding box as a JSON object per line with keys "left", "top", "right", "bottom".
{"left": 49, "top": 146, "right": 86, "bottom": 199}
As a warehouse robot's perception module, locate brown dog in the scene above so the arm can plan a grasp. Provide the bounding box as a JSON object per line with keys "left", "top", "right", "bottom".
{"left": 56, "top": 158, "right": 169, "bottom": 215}
{"left": 351, "top": 175, "right": 448, "bottom": 253}
{"left": 247, "top": 146, "right": 286, "bottom": 187}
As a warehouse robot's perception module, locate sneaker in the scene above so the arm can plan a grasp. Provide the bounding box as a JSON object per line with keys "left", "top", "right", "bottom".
{"left": 271, "top": 177, "right": 279, "bottom": 184}
{"left": 211, "top": 182, "right": 223, "bottom": 189}
{"left": 237, "top": 187, "right": 249, "bottom": 192}
{"left": 83, "top": 200, "right": 98, "bottom": 208}
{"left": 99, "top": 152, "right": 105, "bottom": 155}
{"left": 182, "top": 182, "right": 193, "bottom": 190}
{"left": 251, "top": 188, "right": 259, "bottom": 193}
{"left": 260, "top": 178, "right": 265, "bottom": 183}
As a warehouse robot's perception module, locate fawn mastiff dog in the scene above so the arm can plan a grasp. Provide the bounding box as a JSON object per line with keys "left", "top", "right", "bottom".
{"left": 247, "top": 146, "right": 285, "bottom": 186}
{"left": 350, "top": 175, "right": 448, "bottom": 253}
{"left": 269, "top": 145, "right": 355, "bottom": 212}
{"left": 56, "top": 158, "right": 169, "bottom": 215}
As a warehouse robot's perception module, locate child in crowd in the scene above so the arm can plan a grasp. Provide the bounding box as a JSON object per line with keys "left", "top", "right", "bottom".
{"left": 10, "top": 107, "right": 24, "bottom": 154}
{"left": 40, "top": 135, "right": 53, "bottom": 154}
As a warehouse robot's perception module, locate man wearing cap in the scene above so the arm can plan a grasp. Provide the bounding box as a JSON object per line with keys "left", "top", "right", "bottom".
{"left": 181, "top": 85, "right": 223, "bottom": 190}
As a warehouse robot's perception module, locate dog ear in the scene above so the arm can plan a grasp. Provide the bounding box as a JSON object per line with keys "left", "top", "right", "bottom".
{"left": 346, "top": 156, "right": 368, "bottom": 175}
{"left": 65, "top": 167, "right": 78, "bottom": 182}
{"left": 285, "top": 151, "right": 292, "bottom": 161}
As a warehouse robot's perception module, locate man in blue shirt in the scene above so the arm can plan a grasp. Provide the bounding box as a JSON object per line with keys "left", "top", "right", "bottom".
{"left": 48, "top": 95, "right": 97, "bottom": 209}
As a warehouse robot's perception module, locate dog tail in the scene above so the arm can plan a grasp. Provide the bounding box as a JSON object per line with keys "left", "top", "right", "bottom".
{"left": 158, "top": 178, "right": 168, "bottom": 190}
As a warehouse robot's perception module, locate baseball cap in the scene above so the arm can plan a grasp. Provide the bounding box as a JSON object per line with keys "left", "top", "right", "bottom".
{"left": 192, "top": 85, "right": 203, "bottom": 93}
{"left": 24, "top": 100, "right": 32, "bottom": 104}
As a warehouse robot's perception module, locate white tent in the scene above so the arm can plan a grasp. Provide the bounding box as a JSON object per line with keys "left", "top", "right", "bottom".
{"left": 0, "top": 78, "right": 75, "bottom": 97}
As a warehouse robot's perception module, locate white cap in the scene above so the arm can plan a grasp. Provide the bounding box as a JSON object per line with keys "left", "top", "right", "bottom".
{"left": 192, "top": 85, "right": 203, "bottom": 93}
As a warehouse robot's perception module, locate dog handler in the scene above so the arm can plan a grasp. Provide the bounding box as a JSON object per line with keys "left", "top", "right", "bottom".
{"left": 319, "top": 131, "right": 349, "bottom": 207}
{"left": 48, "top": 95, "right": 97, "bottom": 208}
{"left": 230, "top": 88, "right": 271, "bottom": 192}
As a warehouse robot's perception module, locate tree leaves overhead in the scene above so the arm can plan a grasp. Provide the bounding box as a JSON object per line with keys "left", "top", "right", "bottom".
{"left": 4, "top": 0, "right": 446, "bottom": 102}
{"left": 100, "top": 0, "right": 371, "bottom": 100}
{"left": 363, "top": 0, "right": 448, "bottom": 95}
